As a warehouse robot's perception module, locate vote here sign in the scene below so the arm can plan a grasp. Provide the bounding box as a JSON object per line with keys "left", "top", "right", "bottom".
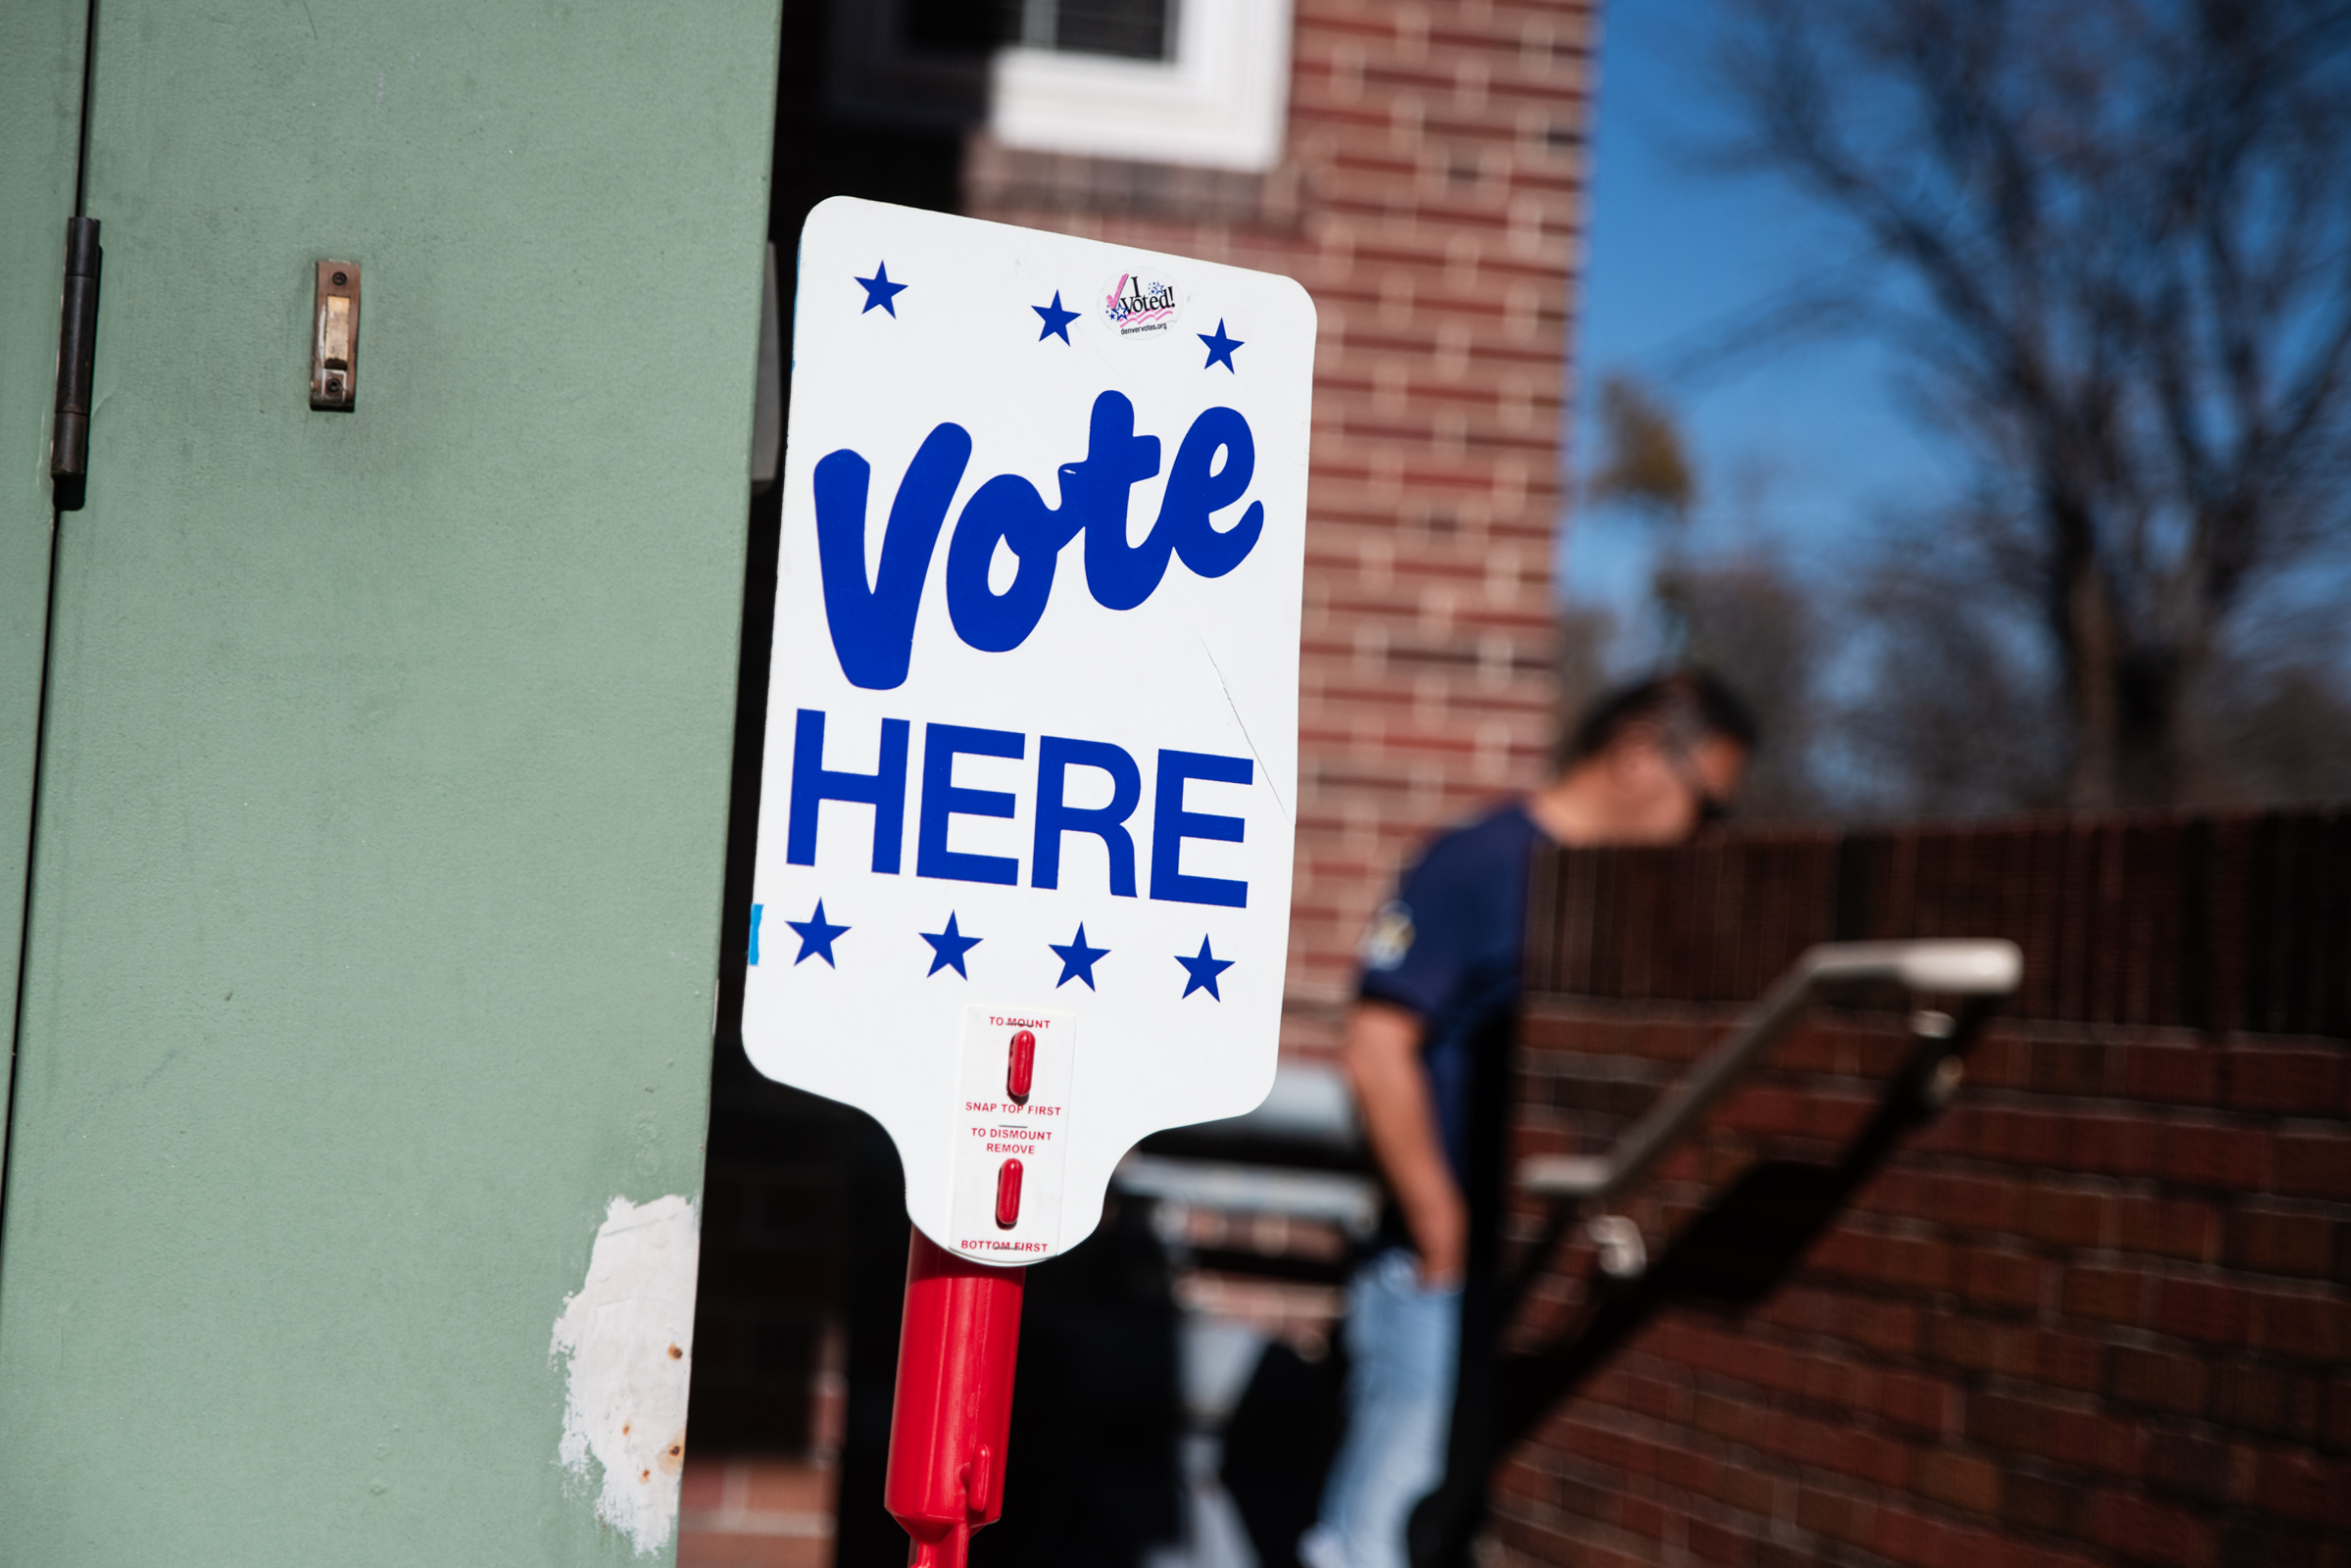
{"left": 744, "top": 198, "right": 1313, "bottom": 1265}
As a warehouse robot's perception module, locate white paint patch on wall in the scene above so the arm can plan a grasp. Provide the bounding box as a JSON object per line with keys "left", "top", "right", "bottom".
{"left": 551, "top": 1194, "right": 701, "bottom": 1555}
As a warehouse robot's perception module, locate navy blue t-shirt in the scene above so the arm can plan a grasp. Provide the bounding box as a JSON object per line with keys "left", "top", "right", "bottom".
{"left": 1356, "top": 801, "right": 1545, "bottom": 1185}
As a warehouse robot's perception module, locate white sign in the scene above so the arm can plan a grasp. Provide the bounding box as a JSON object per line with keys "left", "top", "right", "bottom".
{"left": 743, "top": 198, "right": 1314, "bottom": 1264}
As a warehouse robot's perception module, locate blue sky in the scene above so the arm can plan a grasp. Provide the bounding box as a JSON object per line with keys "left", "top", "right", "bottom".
{"left": 1559, "top": 1, "right": 1959, "bottom": 624}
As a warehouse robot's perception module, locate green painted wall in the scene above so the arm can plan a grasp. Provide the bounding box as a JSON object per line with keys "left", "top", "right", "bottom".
{"left": 0, "top": 0, "right": 86, "bottom": 1196}
{"left": 0, "top": 2, "right": 780, "bottom": 1561}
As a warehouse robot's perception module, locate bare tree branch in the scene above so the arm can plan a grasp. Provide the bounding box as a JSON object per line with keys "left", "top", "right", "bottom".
{"left": 1710, "top": 0, "right": 2351, "bottom": 805}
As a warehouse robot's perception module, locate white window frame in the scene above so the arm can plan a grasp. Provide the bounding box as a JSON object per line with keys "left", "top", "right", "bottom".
{"left": 988, "top": 0, "right": 1295, "bottom": 173}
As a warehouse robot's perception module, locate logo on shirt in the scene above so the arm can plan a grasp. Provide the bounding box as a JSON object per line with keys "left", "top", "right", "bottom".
{"left": 1359, "top": 900, "right": 1415, "bottom": 971}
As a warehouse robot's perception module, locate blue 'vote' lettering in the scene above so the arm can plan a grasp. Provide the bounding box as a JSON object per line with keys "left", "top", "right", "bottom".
{"left": 812, "top": 392, "right": 1265, "bottom": 690}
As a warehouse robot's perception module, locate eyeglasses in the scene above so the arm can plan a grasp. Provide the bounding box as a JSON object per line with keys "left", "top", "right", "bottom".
{"left": 1663, "top": 743, "right": 1732, "bottom": 827}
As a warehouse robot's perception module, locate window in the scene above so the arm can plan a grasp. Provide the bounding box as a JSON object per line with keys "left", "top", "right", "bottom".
{"left": 903, "top": 0, "right": 1178, "bottom": 63}
{"left": 898, "top": 0, "right": 1175, "bottom": 63}
{"left": 832, "top": 0, "right": 1290, "bottom": 172}
{"left": 1011, "top": 0, "right": 1179, "bottom": 62}
{"left": 989, "top": 0, "right": 1292, "bottom": 172}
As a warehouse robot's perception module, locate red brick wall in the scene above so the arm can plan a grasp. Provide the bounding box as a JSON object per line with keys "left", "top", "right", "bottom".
{"left": 1499, "top": 817, "right": 2351, "bottom": 1568}
{"left": 964, "top": 0, "right": 1600, "bottom": 1051}
{"left": 1509, "top": 1006, "right": 2349, "bottom": 1568}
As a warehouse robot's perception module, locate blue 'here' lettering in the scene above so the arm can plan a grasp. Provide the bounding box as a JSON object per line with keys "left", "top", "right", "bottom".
{"left": 782, "top": 710, "right": 1249, "bottom": 907}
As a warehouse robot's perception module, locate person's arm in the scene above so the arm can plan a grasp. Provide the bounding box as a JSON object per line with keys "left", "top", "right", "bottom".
{"left": 1342, "top": 999, "right": 1466, "bottom": 1287}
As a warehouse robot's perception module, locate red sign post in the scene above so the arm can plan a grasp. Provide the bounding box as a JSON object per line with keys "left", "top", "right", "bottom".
{"left": 883, "top": 1238, "right": 1027, "bottom": 1566}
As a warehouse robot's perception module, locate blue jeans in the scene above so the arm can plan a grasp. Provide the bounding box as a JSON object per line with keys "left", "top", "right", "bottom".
{"left": 1299, "top": 1249, "right": 1463, "bottom": 1568}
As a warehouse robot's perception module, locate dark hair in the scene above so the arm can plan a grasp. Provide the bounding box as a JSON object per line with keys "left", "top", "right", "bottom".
{"left": 1560, "top": 668, "right": 1759, "bottom": 769}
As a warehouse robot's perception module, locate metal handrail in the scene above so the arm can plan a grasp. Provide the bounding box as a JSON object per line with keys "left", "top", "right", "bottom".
{"left": 1518, "top": 940, "right": 2022, "bottom": 1204}
{"left": 1112, "top": 1152, "right": 1383, "bottom": 1239}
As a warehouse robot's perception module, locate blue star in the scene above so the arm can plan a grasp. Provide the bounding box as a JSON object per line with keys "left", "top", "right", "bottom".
{"left": 855, "top": 262, "right": 907, "bottom": 317}
{"left": 786, "top": 900, "right": 850, "bottom": 966}
{"left": 1033, "top": 290, "right": 1080, "bottom": 343}
{"left": 1050, "top": 923, "right": 1110, "bottom": 990}
{"left": 1198, "top": 318, "right": 1244, "bottom": 372}
{"left": 1175, "top": 936, "right": 1235, "bottom": 1000}
{"left": 920, "top": 912, "right": 983, "bottom": 979}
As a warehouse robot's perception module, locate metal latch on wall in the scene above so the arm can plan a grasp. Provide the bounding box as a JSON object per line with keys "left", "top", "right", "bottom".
{"left": 50, "top": 217, "right": 102, "bottom": 510}
{"left": 311, "top": 261, "right": 360, "bottom": 411}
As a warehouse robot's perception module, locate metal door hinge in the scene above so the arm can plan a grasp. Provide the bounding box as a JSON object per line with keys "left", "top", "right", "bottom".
{"left": 752, "top": 242, "right": 780, "bottom": 496}
{"left": 50, "top": 216, "right": 101, "bottom": 510}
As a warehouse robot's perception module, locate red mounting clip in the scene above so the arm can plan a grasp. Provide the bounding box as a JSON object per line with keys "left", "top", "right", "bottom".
{"left": 995, "top": 1157, "right": 1024, "bottom": 1228}
{"left": 1005, "top": 1028, "right": 1036, "bottom": 1102}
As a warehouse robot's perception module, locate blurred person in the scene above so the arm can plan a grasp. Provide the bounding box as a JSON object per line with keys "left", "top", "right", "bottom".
{"left": 1300, "top": 671, "right": 1755, "bottom": 1568}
